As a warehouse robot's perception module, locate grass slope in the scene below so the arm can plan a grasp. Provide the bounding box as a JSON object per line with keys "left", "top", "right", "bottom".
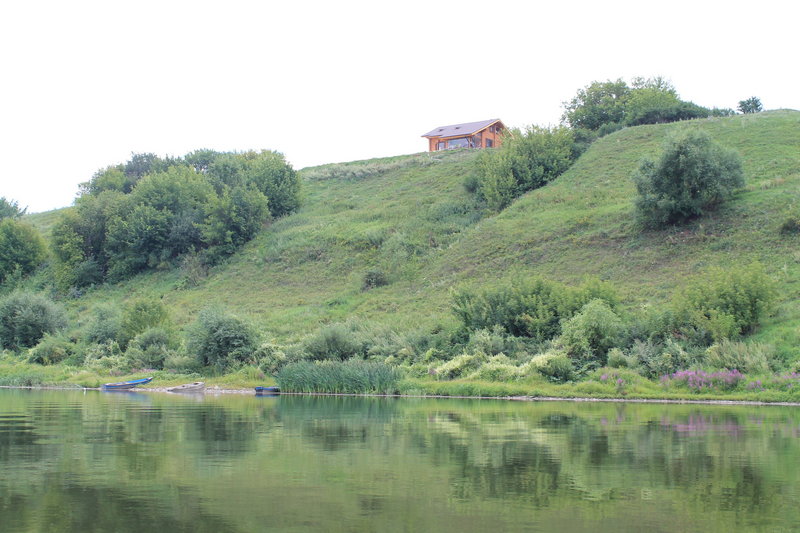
{"left": 38, "top": 111, "right": 800, "bottom": 356}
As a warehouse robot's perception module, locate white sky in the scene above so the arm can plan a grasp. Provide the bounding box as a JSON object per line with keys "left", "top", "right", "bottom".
{"left": 1, "top": 0, "right": 798, "bottom": 212}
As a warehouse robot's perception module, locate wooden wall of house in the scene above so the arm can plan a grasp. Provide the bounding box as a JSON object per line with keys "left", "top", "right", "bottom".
{"left": 426, "top": 123, "right": 505, "bottom": 152}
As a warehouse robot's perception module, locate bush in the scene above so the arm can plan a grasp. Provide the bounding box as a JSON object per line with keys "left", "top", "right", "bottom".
{"left": 276, "top": 360, "right": 401, "bottom": 394}
{"left": 433, "top": 352, "right": 487, "bottom": 380}
{"left": 674, "top": 264, "right": 776, "bottom": 341}
{"left": 85, "top": 304, "right": 122, "bottom": 344}
{"left": 780, "top": 215, "right": 800, "bottom": 235}
{"left": 118, "top": 298, "right": 171, "bottom": 349}
{"left": 362, "top": 269, "right": 388, "bottom": 291}
{"left": 476, "top": 125, "right": 576, "bottom": 210}
{"left": 467, "top": 356, "right": 521, "bottom": 382}
{"left": 186, "top": 307, "right": 259, "bottom": 371}
{"left": 300, "top": 322, "right": 365, "bottom": 361}
{"left": 0, "top": 292, "right": 66, "bottom": 351}
{"left": 705, "top": 340, "right": 774, "bottom": 374}
{"left": 0, "top": 219, "right": 46, "bottom": 285}
{"left": 252, "top": 341, "right": 288, "bottom": 374}
{"left": 633, "top": 130, "right": 744, "bottom": 227}
{"left": 125, "top": 327, "right": 179, "bottom": 370}
{"left": 557, "top": 300, "right": 625, "bottom": 369}
{"left": 452, "top": 277, "right": 617, "bottom": 342}
{"left": 27, "top": 334, "right": 77, "bottom": 365}
{"left": 83, "top": 341, "right": 130, "bottom": 373}
{"left": 537, "top": 353, "right": 575, "bottom": 382}
{"left": 606, "top": 348, "right": 629, "bottom": 368}
{"left": 737, "top": 97, "right": 762, "bottom": 114}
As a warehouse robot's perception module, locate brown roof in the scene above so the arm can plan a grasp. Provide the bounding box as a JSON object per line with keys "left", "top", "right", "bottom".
{"left": 422, "top": 118, "right": 502, "bottom": 138}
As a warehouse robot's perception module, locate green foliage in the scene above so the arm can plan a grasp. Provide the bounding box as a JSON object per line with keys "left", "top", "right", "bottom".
{"left": 476, "top": 125, "right": 575, "bottom": 210}
{"left": 674, "top": 264, "right": 776, "bottom": 341}
{"left": 537, "top": 352, "right": 575, "bottom": 382}
{"left": 53, "top": 148, "right": 298, "bottom": 287}
{"left": 244, "top": 151, "right": 301, "bottom": 217}
{"left": 562, "top": 78, "right": 630, "bottom": 131}
{"left": 0, "top": 292, "right": 65, "bottom": 351}
{"left": 300, "top": 322, "right": 365, "bottom": 361}
{"left": 362, "top": 269, "right": 388, "bottom": 291}
{"left": 0, "top": 197, "right": 26, "bottom": 219}
{"left": 705, "top": 339, "right": 774, "bottom": 374}
{"left": 606, "top": 348, "right": 628, "bottom": 368}
{"left": 125, "top": 326, "right": 179, "bottom": 370}
{"left": 85, "top": 304, "right": 122, "bottom": 344}
{"left": 0, "top": 219, "right": 46, "bottom": 285}
{"left": 187, "top": 307, "right": 259, "bottom": 371}
{"left": 27, "top": 334, "right": 77, "bottom": 365}
{"left": 433, "top": 352, "right": 487, "bottom": 380}
{"left": 252, "top": 341, "right": 288, "bottom": 375}
{"left": 452, "top": 277, "right": 617, "bottom": 341}
{"left": 201, "top": 186, "right": 270, "bottom": 257}
{"left": 563, "top": 77, "right": 710, "bottom": 133}
{"left": 779, "top": 214, "right": 800, "bottom": 235}
{"left": 738, "top": 97, "right": 763, "bottom": 114}
{"left": 558, "top": 300, "right": 625, "bottom": 368}
{"left": 633, "top": 129, "right": 744, "bottom": 226}
{"left": 276, "top": 359, "right": 401, "bottom": 394}
{"left": 467, "top": 355, "right": 521, "bottom": 381}
{"left": 118, "top": 298, "right": 170, "bottom": 349}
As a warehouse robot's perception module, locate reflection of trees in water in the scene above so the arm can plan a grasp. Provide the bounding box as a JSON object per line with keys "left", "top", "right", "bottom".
{"left": 191, "top": 405, "right": 260, "bottom": 456}
{"left": 0, "top": 473, "right": 236, "bottom": 533}
{"left": 279, "top": 395, "right": 398, "bottom": 452}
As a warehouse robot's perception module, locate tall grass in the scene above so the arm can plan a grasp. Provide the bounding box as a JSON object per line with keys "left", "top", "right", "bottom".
{"left": 277, "top": 360, "right": 402, "bottom": 394}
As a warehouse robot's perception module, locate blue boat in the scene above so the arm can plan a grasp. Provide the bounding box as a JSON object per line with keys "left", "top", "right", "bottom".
{"left": 255, "top": 386, "right": 280, "bottom": 395}
{"left": 102, "top": 377, "right": 153, "bottom": 391}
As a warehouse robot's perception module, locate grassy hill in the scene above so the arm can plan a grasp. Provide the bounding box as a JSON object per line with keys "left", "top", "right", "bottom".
{"left": 27, "top": 110, "right": 800, "bottom": 358}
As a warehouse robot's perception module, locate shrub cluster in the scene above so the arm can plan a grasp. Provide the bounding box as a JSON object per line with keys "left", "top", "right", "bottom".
{"left": 633, "top": 130, "right": 744, "bottom": 227}
{"left": 474, "top": 125, "right": 576, "bottom": 210}
{"left": 51, "top": 150, "right": 299, "bottom": 289}
{"left": 452, "top": 277, "right": 617, "bottom": 341}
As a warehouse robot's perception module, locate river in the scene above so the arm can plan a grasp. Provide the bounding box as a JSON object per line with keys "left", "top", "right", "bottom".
{"left": 1, "top": 389, "right": 798, "bottom": 532}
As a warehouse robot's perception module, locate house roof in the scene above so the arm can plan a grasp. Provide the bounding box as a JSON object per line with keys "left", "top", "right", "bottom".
{"left": 421, "top": 118, "right": 502, "bottom": 138}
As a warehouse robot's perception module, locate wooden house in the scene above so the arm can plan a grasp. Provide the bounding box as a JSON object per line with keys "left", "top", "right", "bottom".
{"left": 421, "top": 119, "right": 505, "bottom": 152}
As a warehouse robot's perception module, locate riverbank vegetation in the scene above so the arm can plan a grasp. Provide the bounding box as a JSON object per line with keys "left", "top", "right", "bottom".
{"left": 3, "top": 79, "right": 799, "bottom": 402}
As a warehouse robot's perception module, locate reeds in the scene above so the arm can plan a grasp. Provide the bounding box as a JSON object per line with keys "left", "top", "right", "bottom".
{"left": 276, "top": 360, "right": 402, "bottom": 394}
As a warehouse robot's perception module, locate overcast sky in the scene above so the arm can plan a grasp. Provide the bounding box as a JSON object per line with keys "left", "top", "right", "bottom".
{"left": 1, "top": 0, "right": 798, "bottom": 213}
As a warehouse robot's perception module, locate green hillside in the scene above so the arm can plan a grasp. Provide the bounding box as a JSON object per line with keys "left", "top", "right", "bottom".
{"left": 55, "top": 111, "right": 797, "bottom": 349}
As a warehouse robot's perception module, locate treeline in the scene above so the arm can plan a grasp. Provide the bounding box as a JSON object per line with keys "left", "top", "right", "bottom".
{"left": 50, "top": 149, "right": 299, "bottom": 289}
{"left": 470, "top": 77, "right": 751, "bottom": 212}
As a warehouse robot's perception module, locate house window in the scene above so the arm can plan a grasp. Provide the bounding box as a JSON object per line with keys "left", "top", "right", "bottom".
{"left": 486, "top": 139, "right": 493, "bottom": 148}
{"left": 447, "top": 137, "right": 469, "bottom": 149}
{"left": 437, "top": 141, "right": 445, "bottom": 151}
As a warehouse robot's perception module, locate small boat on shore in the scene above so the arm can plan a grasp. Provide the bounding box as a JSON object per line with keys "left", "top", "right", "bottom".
{"left": 102, "top": 377, "right": 153, "bottom": 391}
{"left": 167, "top": 382, "right": 206, "bottom": 393}
{"left": 255, "top": 386, "right": 280, "bottom": 395}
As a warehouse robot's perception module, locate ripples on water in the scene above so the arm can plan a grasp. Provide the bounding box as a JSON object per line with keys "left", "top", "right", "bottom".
{"left": 1, "top": 390, "right": 799, "bottom": 532}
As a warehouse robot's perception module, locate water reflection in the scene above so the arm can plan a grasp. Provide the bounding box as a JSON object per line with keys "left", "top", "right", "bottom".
{"left": 1, "top": 391, "right": 800, "bottom": 532}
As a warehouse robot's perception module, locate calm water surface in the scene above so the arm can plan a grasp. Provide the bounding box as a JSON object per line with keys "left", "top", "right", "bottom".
{"left": 1, "top": 389, "right": 799, "bottom": 532}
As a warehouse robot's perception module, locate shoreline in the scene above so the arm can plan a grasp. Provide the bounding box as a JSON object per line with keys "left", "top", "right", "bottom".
{"left": 3, "top": 385, "right": 800, "bottom": 407}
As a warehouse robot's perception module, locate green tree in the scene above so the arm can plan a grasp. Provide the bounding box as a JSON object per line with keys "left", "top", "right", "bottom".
{"left": 243, "top": 151, "right": 301, "bottom": 217}
{"left": 118, "top": 298, "right": 171, "bottom": 349}
{"left": 633, "top": 129, "right": 744, "bottom": 226}
{"left": 562, "top": 79, "right": 630, "bottom": 131}
{"left": 186, "top": 307, "right": 259, "bottom": 371}
{"left": 738, "top": 96, "right": 763, "bottom": 114}
{"left": 476, "top": 126, "right": 575, "bottom": 210}
{"left": 0, "top": 197, "right": 26, "bottom": 219}
{"left": 0, "top": 219, "right": 46, "bottom": 285}
{"left": 202, "top": 185, "right": 271, "bottom": 257}
{"left": 0, "top": 292, "right": 65, "bottom": 350}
